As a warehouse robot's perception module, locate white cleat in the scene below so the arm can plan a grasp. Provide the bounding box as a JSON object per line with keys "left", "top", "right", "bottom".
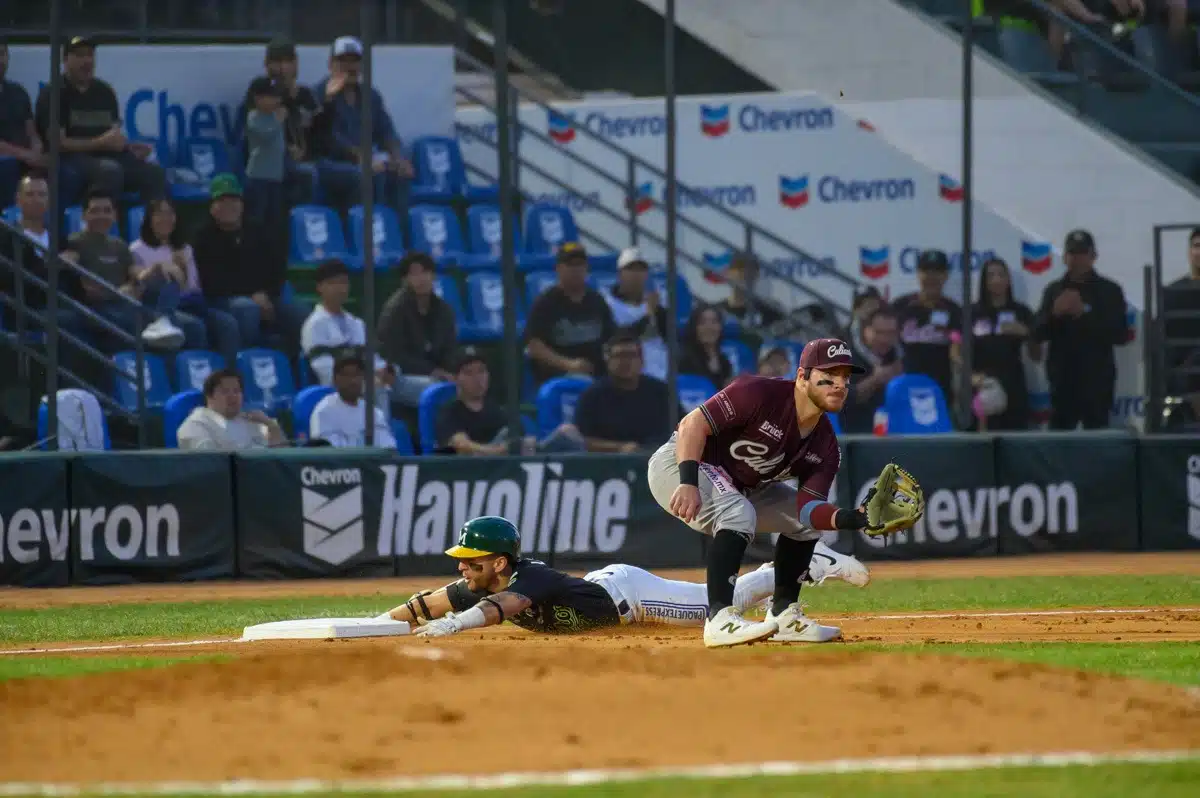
{"left": 766, "top": 603, "right": 843, "bottom": 643}
{"left": 808, "top": 541, "right": 871, "bottom": 587}
{"left": 703, "top": 606, "right": 779, "bottom": 649}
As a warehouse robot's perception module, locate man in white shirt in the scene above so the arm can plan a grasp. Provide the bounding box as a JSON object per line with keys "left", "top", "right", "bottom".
{"left": 13, "top": 175, "right": 49, "bottom": 249}
{"left": 300, "top": 258, "right": 394, "bottom": 400}
{"left": 310, "top": 354, "right": 396, "bottom": 448}
{"left": 603, "top": 248, "right": 669, "bottom": 380}
{"left": 177, "top": 368, "right": 286, "bottom": 450}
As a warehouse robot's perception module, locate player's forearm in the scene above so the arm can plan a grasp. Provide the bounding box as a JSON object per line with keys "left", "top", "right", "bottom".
{"left": 799, "top": 498, "right": 868, "bottom": 531}
{"left": 385, "top": 587, "right": 454, "bottom": 623}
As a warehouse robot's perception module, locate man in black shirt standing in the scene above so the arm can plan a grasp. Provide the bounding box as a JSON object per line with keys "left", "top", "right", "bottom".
{"left": 242, "top": 38, "right": 320, "bottom": 205}
{"left": 524, "top": 242, "right": 616, "bottom": 386}
{"left": 892, "top": 249, "right": 963, "bottom": 406}
{"left": 1033, "top": 229, "right": 1128, "bottom": 430}
{"left": 34, "top": 37, "right": 165, "bottom": 203}
{"left": 1162, "top": 228, "right": 1200, "bottom": 407}
{"left": 0, "top": 40, "right": 43, "bottom": 180}
{"left": 574, "top": 333, "right": 681, "bottom": 453}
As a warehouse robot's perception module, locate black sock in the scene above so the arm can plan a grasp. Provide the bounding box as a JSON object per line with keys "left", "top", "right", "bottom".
{"left": 772, "top": 536, "right": 817, "bottom": 616}
{"left": 706, "top": 530, "right": 749, "bottom": 619}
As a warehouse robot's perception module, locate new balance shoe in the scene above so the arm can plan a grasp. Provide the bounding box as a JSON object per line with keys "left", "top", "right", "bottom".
{"left": 765, "top": 603, "right": 842, "bottom": 643}
{"left": 703, "top": 606, "right": 779, "bottom": 649}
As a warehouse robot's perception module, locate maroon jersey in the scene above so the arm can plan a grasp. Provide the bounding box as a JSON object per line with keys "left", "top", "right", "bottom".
{"left": 697, "top": 375, "right": 841, "bottom": 504}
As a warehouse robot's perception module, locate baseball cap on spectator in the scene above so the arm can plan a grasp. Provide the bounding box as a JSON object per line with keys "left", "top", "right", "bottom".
{"left": 557, "top": 242, "right": 588, "bottom": 264}
{"left": 451, "top": 346, "right": 487, "bottom": 373}
{"left": 916, "top": 249, "right": 949, "bottom": 272}
{"left": 265, "top": 37, "right": 297, "bottom": 61}
{"left": 66, "top": 36, "right": 96, "bottom": 53}
{"left": 249, "top": 76, "right": 282, "bottom": 98}
{"left": 798, "top": 337, "right": 867, "bottom": 374}
{"left": 1064, "top": 229, "right": 1096, "bottom": 254}
{"left": 209, "top": 173, "right": 242, "bottom": 201}
{"left": 617, "top": 247, "right": 649, "bottom": 270}
{"left": 332, "top": 36, "right": 364, "bottom": 58}
{"left": 314, "top": 259, "right": 350, "bottom": 285}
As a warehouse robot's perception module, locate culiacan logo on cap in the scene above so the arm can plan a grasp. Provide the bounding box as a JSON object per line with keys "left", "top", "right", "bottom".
{"left": 827, "top": 343, "right": 852, "bottom": 359}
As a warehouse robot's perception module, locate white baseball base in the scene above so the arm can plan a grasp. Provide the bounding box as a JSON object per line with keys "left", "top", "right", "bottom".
{"left": 241, "top": 617, "right": 412, "bottom": 641}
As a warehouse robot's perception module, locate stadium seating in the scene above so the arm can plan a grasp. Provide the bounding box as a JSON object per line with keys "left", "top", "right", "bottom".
{"left": 463, "top": 271, "right": 522, "bottom": 341}
{"left": 432, "top": 275, "right": 471, "bottom": 337}
{"left": 408, "top": 204, "right": 466, "bottom": 267}
{"left": 1, "top": 205, "right": 20, "bottom": 225}
{"left": 112, "top": 351, "right": 172, "bottom": 411}
{"left": 721, "top": 339, "right": 756, "bottom": 375}
{"left": 524, "top": 270, "right": 559, "bottom": 307}
{"left": 347, "top": 205, "right": 405, "bottom": 267}
{"left": 127, "top": 206, "right": 145, "bottom": 240}
{"left": 535, "top": 376, "right": 591, "bottom": 436}
{"left": 828, "top": 412, "right": 843, "bottom": 435}
{"left": 676, "top": 374, "right": 718, "bottom": 413}
{"left": 882, "top": 373, "right": 953, "bottom": 434}
{"left": 236, "top": 347, "right": 297, "bottom": 414}
{"left": 64, "top": 205, "right": 119, "bottom": 237}
{"left": 163, "top": 389, "right": 204, "bottom": 448}
{"left": 649, "top": 272, "right": 693, "bottom": 325}
{"left": 410, "top": 136, "right": 498, "bottom": 205}
{"left": 175, "top": 350, "right": 225, "bottom": 394}
{"left": 289, "top": 205, "right": 355, "bottom": 266}
{"left": 392, "top": 419, "right": 415, "bottom": 454}
{"left": 462, "top": 204, "right": 551, "bottom": 271}
{"left": 291, "top": 384, "right": 334, "bottom": 442}
{"left": 523, "top": 203, "right": 618, "bottom": 270}
{"left": 171, "top": 136, "right": 231, "bottom": 202}
{"left": 417, "top": 380, "right": 458, "bottom": 453}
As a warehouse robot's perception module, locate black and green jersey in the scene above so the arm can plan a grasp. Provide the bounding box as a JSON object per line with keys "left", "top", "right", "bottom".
{"left": 445, "top": 559, "right": 621, "bottom": 634}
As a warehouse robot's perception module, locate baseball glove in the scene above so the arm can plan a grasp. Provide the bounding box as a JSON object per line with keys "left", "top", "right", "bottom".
{"left": 862, "top": 463, "right": 924, "bottom": 536}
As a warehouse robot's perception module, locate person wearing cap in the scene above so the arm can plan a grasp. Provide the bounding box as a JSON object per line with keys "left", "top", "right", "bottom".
{"left": 1032, "top": 229, "right": 1128, "bottom": 430}
{"left": 376, "top": 251, "right": 459, "bottom": 407}
{"left": 716, "top": 251, "right": 783, "bottom": 351}
{"left": 192, "top": 173, "right": 309, "bottom": 354}
{"left": 846, "top": 287, "right": 883, "bottom": 353}
{"left": 891, "top": 248, "right": 963, "bottom": 409}
{"left": 525, "top": 242, "right": 616, "bottom": 386}
{"left": 311, "top": 35, "right": 413, "bottom": 214}
{"left": 242, "top": 38, "right": 319, "bottom": 204}
{"left": 243, "top": 76, "right": 287, "bottom": 237}
{"left": 574, "top": 333, "right": 680, "bottom": 453}
{"left": 309, "top": 354, "right": 397, "bottom": 449}
{"left": 603, "top": 247, "right": 669, "bottom": 380}
{"left": 34, "top": 36, "right": 164, "bottom": 203}
{"left": 435, "top": 346, "right": 583, "bottom": 456}
{"left": 0, "top": 40, "right": 43, "bottom": 176}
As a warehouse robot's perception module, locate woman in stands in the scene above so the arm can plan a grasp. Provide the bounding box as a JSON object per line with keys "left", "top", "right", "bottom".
{"left": 678, "top": 304, "right": 733, "bottom": 390}
{"left": 969, "top": 257, "right": 1042, "bottom": 431}
{"left": 130, "top": 199, "right": 240, "bottom": 362}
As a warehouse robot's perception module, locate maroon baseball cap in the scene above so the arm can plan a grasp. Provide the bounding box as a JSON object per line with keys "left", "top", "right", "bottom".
{"left": 798, "top": 338, "right": 866, "bottom": 374}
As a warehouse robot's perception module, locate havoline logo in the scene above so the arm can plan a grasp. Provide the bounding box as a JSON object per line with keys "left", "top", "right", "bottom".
{"left": 377, "top": 462, "right": 633, "bottom": 557}
{"left": 301, "top": 467, "right": 364, "bottom": 565}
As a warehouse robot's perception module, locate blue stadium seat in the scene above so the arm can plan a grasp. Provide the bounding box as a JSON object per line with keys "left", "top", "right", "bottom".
{"left": 64, "top": 205, "right": 119, "bottom": 237}
{"left": 524, "top": 270, "right": 559, "bottom": 307}
{"left": 463, "top": 272, "right": 523, "bottom": 341}
{"left": 289, "top": 205, "right": 354, "bottom": 266}
{"left": 536, "top": 376, "right": 591, "bottom": 436}
{"left": 676, "top": 374, "right": 717, "bottom": 413}
{"left": 408, "top": 204, "right": 466, "bottom": 267}
{"left": 175, "top": 349, "right": 225, "bottom": 394}
{"left": 347, "top": 205, "right": 405, "bottom": 267}
{"left": 112, "top": 352, "right": 172, "bottom": 411}
{"left": 163, "top": 389, "right": 204, "bottom": 448}
{"left": 650, "top": 272, "right": 693, "bottom": 325}
{"left": 37, "top": 394, "right": 112, "bottom": 450}
{"left": 236, "top": 347, "right": 297, "bottom": 414}
{"left": 882, "top": 374, "right": 953, "bottom": 434}
{"left": 0, "top": 157, "right": 20, "bottom": 213}
{"left": 410, "top": 136, "right": 498, "bottom": 205}
{"left": 171, "top": 137, "right": 231, "bottom": 202}
{"left": 463, "top": 204, "right": 550, "bottom": 271}
{"left": 127, "top": 205, "right": 146, "bottom": 241}
{"left": 392, "top": 419, "right": 415, "bottom": 454}
{"left": 292, "top": 385, "right": 334, "bottom": 443}
{"left": 524, "top": 203, "right": 618, "bottom": 271}
{"left": 1, "top": 205, "right": 20, "bottom": 225}
{"left": 828, "top": 412, "right": 842, "bottom": 435}
{"left": 417, "top": 380, "right": 458, "bottom": 453}
{"left": 433, "top": 275, "right": 471, "bottom": 336}
{"left": 721, "top": 340, "right": 756, "bottom": 375}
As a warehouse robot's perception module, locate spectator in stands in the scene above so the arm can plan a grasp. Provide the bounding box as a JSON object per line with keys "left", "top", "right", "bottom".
{"left": 574, "top": 334, "right": 679, "bottom": 453}
{"left": 842, "top": 306, "right": 904, "bottom": 434}
{"left": 602, "top": 247, "right": 669, "bottom": 380}
{"left": 717, "top": 251, "right": 782, "bottom": 350}
{"left": 756, "top": 346, "right": 793, "bottom": 378}
{"left": 437, "top": 346, "right": 582, "bottom": 456}
{"left": 1163, "top": 227, "right": 1200, "bottom": 405}
{"left": 309, "top": 354, "right": 396, "bottom": 448}
{"left": 846, "top": 287, "right": 883, "bottom": 353}
{"left": 192, "top": 174, "right": 308, "bottom": 355}
{"left": 969, "top": 257, "right": 1042, "bottom": 431}
{"left": 678, "top": 304, "right": 733, "bottom": 390}
{"left": 0, "top": 41, "right": 43, "bottom": 173}
{"left": 131, "top": 198, "right": 241, "bottom": 362}
{"left": 892, "top": 249, "right": 962, "bottom": 407}
{"left": 243, "top": 77, "right": 287, "bottom": 238}
{"left": 34, "top": 37, "right": 164, "bottom": 203}
{"left": 1033, "top": 229, "right": 1128, "bottom": 430}
{"left": 243, "top": 38, "right": 318, "bottom": 205}
{"left": 300, "top": 258, "right": 393, "bottom": 400}
{"left": 377, "top": 251, "right": 457, "bottom": 406}
{"left": 177, "top": 367, "right": 286, "bottom": 450}
{"left": 58, "top": 188, "right": 186, "bottom": 351}
{"left": 0, "top": 175, "right": 57, "bottom": 328}
{"left": 311, "top": 36, "right": 413, "bottom": 215}
{"left": 525, "top": 242, "right": 616, "bottom": 386}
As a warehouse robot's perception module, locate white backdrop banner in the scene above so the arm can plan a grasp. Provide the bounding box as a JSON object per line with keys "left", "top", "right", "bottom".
{"left": 457, "top": 90, "right": 1143, "bottom": 428}
{"left": 7, "top": 45, "right": 455, "bottom": 150}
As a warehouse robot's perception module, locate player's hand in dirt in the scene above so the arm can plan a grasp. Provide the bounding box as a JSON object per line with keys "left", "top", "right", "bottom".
{"left": 669, "top": 484, "right": 702, "bottom": 523}
{"left": 414, "top": 612, "right": 464, "bottom": 638}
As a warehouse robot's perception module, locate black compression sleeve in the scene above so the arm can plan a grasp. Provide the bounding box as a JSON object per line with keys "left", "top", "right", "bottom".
{"left": 835, "top": 508, "right": 869, "bottom": 531}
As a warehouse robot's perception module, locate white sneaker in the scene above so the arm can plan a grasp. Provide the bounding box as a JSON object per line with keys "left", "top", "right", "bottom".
{"left": 766, "top": 603, "right": 842, "bottom": 643}
{"left": 807, "top": 541, "right": 871, "bottom": 587}
{"left": 703, "top": 606, "right": 779, "bottom": 649}
{"left": 141, "top": 317, "right": 185, "bottom": 349}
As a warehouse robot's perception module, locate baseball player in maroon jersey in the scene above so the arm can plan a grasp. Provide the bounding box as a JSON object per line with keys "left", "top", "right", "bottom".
{"left": 648, "top": 338, "right": 877, "bottom": 648}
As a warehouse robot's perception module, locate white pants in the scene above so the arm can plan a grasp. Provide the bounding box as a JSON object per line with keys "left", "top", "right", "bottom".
{"left": 583, "top": 564, "right": 776, "bottom": 627}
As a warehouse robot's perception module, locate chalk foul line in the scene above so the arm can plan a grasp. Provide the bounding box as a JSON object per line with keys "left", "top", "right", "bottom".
{"left": 1, "top": 749, "right": 1197, "bottom": 796}
{"left": 0, "top": 639, "right": 239, "bottom": 656}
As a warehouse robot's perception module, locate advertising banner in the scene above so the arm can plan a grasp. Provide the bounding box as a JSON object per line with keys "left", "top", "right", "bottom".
{"left": 69, "top": 452, "right": 236, "bottom": 585}
{"left": 842, "top": 435, "right": 999, "bottom": 560}
{"left": 993, "top": 433, "right": 1139, "bottom": 553}
{"left": 0, "top": 454, "right": 71, "bottom": 587}
{"left": 1137, "top": 436, "right": 1200, "bottom": 550}
{"left": 7, "top": 45, "right": 455, "bottom": 151}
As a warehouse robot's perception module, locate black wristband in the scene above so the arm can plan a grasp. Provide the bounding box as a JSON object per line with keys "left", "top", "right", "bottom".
{"left": 678, "top": 460, "right": 700, "bottom": 487}
{"left": 835, "top": 508, "right": 868, "bottom": 531}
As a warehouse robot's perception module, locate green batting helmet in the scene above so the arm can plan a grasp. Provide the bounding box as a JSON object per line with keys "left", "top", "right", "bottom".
{"left": 445, "top": 516, "right": 521, "bottom": 559}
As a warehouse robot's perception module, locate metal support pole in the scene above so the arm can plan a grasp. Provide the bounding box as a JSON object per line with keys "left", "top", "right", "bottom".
{"left": 360, "top": 0, "right": 378, "bottom": 445}
{"left": 664, "top": 0, "right": 680, "bottom": 429}
{"left": 958, "top": 0, "right": 975, "bottom": 427}
{"left": 495, "top": 0, "right": 521, "bottom": 454}
{"left": 1142, "top": 264, "right": 1156, "bottom": 434}
{"left": 626, "top": 158, "right": 638, "bottom": 245}
{"left": 454, "top": 0, "right": 469, "bottom": 54}
{"left": 45, "top": 0, "right": 63, "bottom": 449}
